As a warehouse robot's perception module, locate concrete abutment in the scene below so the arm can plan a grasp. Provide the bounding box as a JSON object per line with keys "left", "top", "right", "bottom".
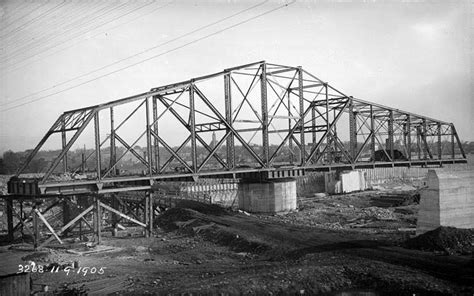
{"left": 417, "top": 169, "right": 474, "bottom": 235}
{"left": 238, "top": 178, "right": 297, "bottom": 213}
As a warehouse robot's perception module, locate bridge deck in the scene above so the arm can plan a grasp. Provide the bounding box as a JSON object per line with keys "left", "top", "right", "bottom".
{"left": 6, "top": 158, "right": 466, "bottom": 197}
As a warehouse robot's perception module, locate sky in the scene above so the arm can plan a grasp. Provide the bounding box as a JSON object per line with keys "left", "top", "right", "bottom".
{"left": 0, "top": 0, "right": 472, "bottom": 154}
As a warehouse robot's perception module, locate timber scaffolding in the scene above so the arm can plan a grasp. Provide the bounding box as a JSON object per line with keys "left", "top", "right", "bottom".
{"left": 2, "top": 61, "right": 467, "bottom": 247}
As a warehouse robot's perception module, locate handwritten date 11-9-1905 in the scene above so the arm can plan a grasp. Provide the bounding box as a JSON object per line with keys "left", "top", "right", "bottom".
{"left": 18, "top": 263, "right": 106, "bottom": 276}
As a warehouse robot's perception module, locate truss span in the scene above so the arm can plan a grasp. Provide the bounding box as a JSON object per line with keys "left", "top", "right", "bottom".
{"left": 8, "top": 61, "right": 467, "bottom": 196}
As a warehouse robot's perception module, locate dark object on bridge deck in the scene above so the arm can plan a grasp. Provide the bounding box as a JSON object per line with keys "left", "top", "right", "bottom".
{"left": 370, "top": 149, "right": 407, "bottom": 162}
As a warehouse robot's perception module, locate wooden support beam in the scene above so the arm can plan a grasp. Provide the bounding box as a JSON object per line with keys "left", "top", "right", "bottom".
{"left": 99, "top": 202, "right": 146, "bottom": 227}
{"left": 33, "top": 204, "right": 39, "bottom": 249}
{"left": 19, "top": 201, "right": 23, "bottom": 235}
{"left": 6, "top": 199, "right": 14, "bottom": 242}
{"left": 145, "top": 193, "right": 150, "bottom": 238}
{"left": 112, "top": 196, "right": 142, "bottom": 223}
{"left": 34, "top": 209, "right": 63, "bottom": 245}
{"left": 39, "top": 205, "right": 94, "bottom": 248}
{"left": 82, "top": 215, "right": 94, "bottom": 229}
{"left": 11, "top": 207, "right": 34, "bottom": 236}
{"left": 110, "top": 194, "right": 119, "bottom": 233}
{"left": 13, "top": 198, "right": 61, "bottom": 233}
{"left": 95, "top": 196, "right": 102, "bottom": 244}
{"left": 148, "top": 192, "right": 154, "bottom": 235}
{"left": 62, "top": 198, "right": 71, "bottom": 236}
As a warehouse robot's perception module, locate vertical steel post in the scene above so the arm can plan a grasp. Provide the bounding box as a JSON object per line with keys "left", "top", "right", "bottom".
{"left": 224, "top": 72, "right": 235, "bottom": 169}
{"left": 33, "top": 202, "right": 39, "bottom": 249}
{"left": 452, "top": 124, "right": 466, "bottom": 158}
{"left": 311, "top": 104, "right": 317, "bottom": 149}
{"left": 370, "top": 106, "right": 375, "bottom": 162}
{"left": 189, "top": 83, "right": 197, "bottom": 173}
{"left": 81, "top": 151, "right": 86, "bottom": 173}
{"left": 6, "top": 199, "right": 13, "bottom": 242}
{"left": 79, "top": 218, "right": 82, "bottom": 241}
{"left": 94, "top": 112, "right": 101, "bottom": 180}
{"left": 388, "top": 110, "right": 394, "bottom": 161}
{"left": 437, "top": 122, "right": 442, "bottom": 159}
{"left": 451, "top": 124, "right": 455, "bottom": 158}
{"left": 333, "top": 109, "right": 338, "bottom": 154}
{"left": 95, "top": 196, "right": 101, "bottom": 244}
{"left": 261, "top": 63, "right": 269, "bottom": 166}
{"left": 19, "top": 201, "right": 23, "bottom": 235}
{"left": 61, "top": 116, "right": 68, "bottom": 173}
{"left": 298, "top": 67, "right": 305, "bottom": 165}
{"left": 288, "top": 91, "right": 294, "bottom": 164}
{"left": 152, "top": 96, "right": 160, "bottom": 171}
{"left": 325, "top": 84, "right": 331, "bottom": 163}
{"left": 62, "top": 198, "right": 71, "bottom": 236}
{"left": 417, "top": 126, "right": 422, "bottom": 159}
{"left": 109, "top": 107, "right": 116, "bottom": 176}
{"left": 403, "top": 123, "right": 407, "bottom": 149}
{"left": 145, "top": 193, "right": 150, "bottom": 237}
{"left": 422, "top": 119, "right": 427, "bottom": 159}
{"left": 406, "top": 114, "right": 411, "bottom": 161}
{"left": 111, "top": 194, "right": 119, "bottom": 235}
{"left": 148, "top": 192, "right": 153, "bottom": 235}
{"left": 349, "top": 100, "right": 357, "bottom": 161}
{"left": 146, "top": 98, "right": 153, "bottom": 176}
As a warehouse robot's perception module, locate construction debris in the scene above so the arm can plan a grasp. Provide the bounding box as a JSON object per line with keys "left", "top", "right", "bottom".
{"left": 405, "top": 226, "right": 474, "bottom": 255}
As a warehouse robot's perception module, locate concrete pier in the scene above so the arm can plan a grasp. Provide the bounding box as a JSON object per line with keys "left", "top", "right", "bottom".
{"left": 417, "top": 169, "right": 474, "bottom": 235}
{"left": 326, "top": 170, "right": 367, "bottom": 194}
{"left": 238, "top": 179, "right": 297, "bottom": 213}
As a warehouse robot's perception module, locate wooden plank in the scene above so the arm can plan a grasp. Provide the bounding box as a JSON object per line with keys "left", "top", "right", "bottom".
{"left": 10, "top": 207, "right": 34, "bottom": 236}
{"left": 34, "top": 209, "right": 63, "bottom": 245}
{"left": 99, "top": 202, "right": 146, "bottom": 227}
{"left": 96, "top": 197, "right": 101, "bottom": 244}
{"left": 39, "top": 205, "right": 94, "bottom": 248}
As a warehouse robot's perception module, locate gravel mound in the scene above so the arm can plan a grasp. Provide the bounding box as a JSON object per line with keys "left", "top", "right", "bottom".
{"left": 156, "top": 201, "right": 229, "bottom": 229}
{"left": 362, "top": 207, "right": 396, "bottom": 221}
{"left": 155, "top": 204, "right": 270, "bottom": 253}
{"left": 405, "top": 226, "right": 474, "bottom": 255}
{"left": 155, "top": 208, "right": 203, "bottom": 230}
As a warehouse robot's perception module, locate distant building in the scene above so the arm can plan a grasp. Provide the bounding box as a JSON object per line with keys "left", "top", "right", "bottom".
{"left": 210, "top": 132, "right": 217, "bottom": 148}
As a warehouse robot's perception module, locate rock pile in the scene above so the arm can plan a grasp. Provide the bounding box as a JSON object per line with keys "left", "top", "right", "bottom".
{"left": 405, "top": 226, "right": 474, "bottom": 255}
{"left": 155, "top": 208, "right": 203, "bottom": 230}
{"left": 361, "top": 207, "right": 396, "bottom": 221}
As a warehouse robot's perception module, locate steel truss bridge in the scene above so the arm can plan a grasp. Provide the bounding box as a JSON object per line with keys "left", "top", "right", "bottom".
{"left": 3, "top": 61, "right": 467, "bottom": 248}
{"left": 8, "top": 61, "right": 467, "bottom": 196}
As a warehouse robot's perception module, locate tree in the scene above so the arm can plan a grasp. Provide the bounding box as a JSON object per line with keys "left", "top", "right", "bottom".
{"left": 2, "top": 150, "right": 20, "bottom": 174}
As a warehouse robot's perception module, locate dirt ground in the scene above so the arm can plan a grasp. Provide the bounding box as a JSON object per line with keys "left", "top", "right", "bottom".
{"left": 1, "top": 181, "right": 473, "bottom": 295}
